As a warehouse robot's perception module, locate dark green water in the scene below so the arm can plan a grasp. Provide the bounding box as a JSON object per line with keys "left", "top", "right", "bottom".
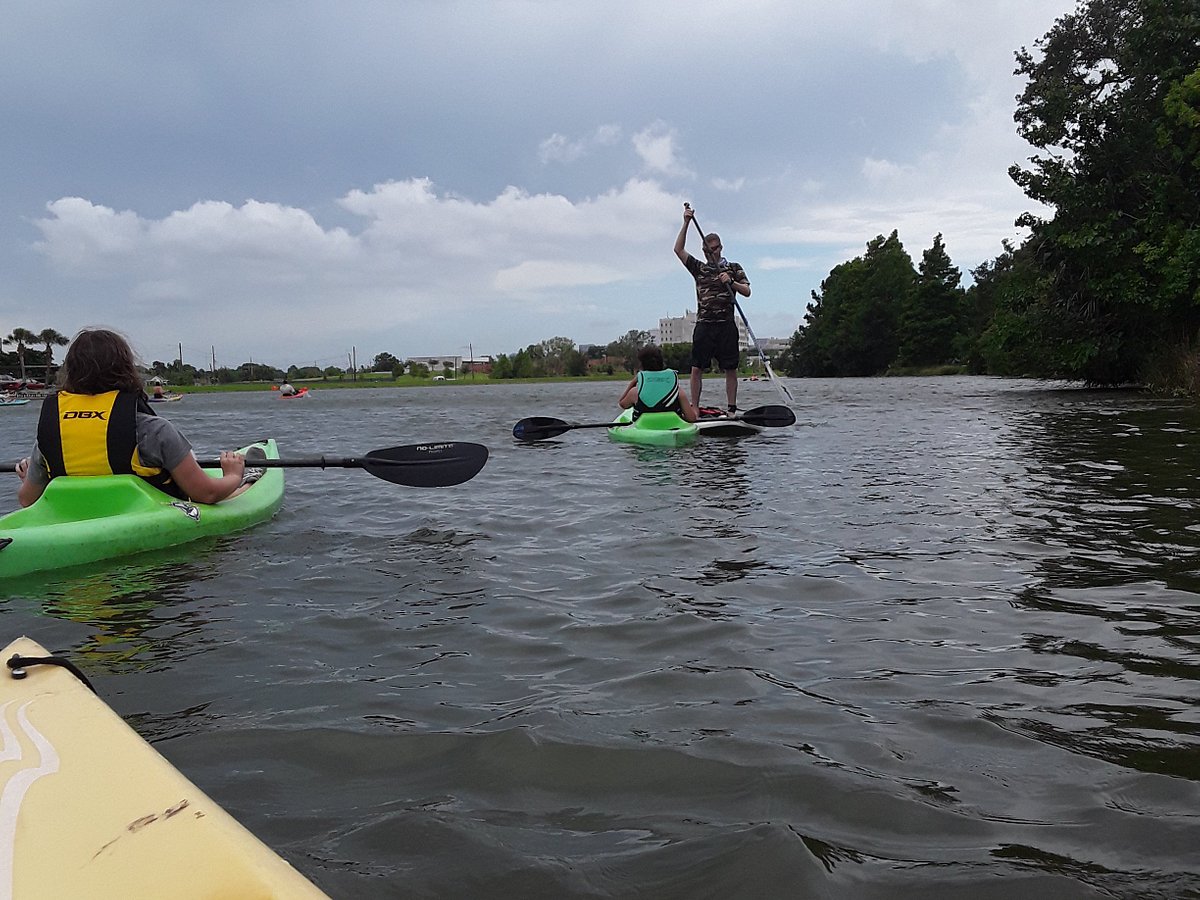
{"left": 2, "top": 378, "right": 1198, "bottom": 898}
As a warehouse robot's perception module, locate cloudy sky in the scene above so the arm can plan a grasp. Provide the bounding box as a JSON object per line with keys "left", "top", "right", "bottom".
{"left": 0, "top": 1, "right": 1068, "bottom": 371}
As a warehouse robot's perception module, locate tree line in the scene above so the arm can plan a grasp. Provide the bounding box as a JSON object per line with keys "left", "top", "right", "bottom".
{"left": 0, "top": 328, "right": 70, "bottom": 381}
{"left": 778, "top": 0, "right": 1200, "bottom": 390}
{"left": 487, "top": 332, "right": 693, "bottom": 379}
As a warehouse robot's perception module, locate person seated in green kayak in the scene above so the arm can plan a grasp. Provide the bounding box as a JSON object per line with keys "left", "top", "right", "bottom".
{"left": 618, "top": 345, "right": 698, "bottom": 423}
{"left": 13, "top": 328, "right": 260, "bottom": 508}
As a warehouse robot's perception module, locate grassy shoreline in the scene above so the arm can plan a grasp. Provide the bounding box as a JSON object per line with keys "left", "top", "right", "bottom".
{"left": 168, "top": 373, "right": 643, "bottom": 392}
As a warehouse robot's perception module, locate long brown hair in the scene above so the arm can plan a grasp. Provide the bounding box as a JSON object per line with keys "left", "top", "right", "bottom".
{"left": 57, "top": 328, "right": 145, "bottom": 394}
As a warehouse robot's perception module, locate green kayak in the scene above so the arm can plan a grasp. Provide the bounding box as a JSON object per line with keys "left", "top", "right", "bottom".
{"left": 0, "top": 439, "right": 283, "bottom": 579}
{"left": 607, "top": 409, "right": 699, "bottom": 448}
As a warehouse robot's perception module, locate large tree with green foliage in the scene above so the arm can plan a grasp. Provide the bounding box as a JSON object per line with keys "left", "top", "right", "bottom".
{"left": 896, "top": 234, "right": 965, "bottom": 367}
{"left": 971, "top": 242, "right": 1061, "bottom": 376}
{"left": 1003, "top": 0, "right": 1200, "bottom": 385}
{"left": 372, "top": 352, "right": 401, "bottom": 372}
{"left": 490, "top": 353, "right": 513, "bottom": 378}
{"left": 660, "top": 342, "right": 692, "bottom": 373}
{"left": 781, "top": 231, "right": 916, "bottom": 377}
{"left": 563, "top": 348, "right": 589, "bottom": 376}
{"left": 4, "top": 328, "right": 37, "bottom": 380}
{"left": 606, "top": 329, "right": 653, "bottom": 373}
{"left": 538, "top": 337, "right": 577, "bottom": 376}
{"left": 36, "top": 329, "right": 70, "bottom": 381}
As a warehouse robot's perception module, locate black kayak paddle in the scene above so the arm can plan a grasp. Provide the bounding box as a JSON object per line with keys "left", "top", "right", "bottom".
{"left": 512, "top": 404, "right": 795, "bottom": 441}
{"left": 2, "top": 443, "right": 489, "bottom": 489}
{"left": 194, "top": 442, "right": 490, "bottom": 487}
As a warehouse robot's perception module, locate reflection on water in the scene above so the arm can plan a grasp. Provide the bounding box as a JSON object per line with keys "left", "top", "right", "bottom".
{"left": 981, "top": 388, "right": 1200, "bottom": 798}
{"left": 1005, "top": 393, "right": 1200, "bottom": 592}
{"left": 1, "top": 380, "right": 1199, "bottom": 897}
{"left": 1, "top": 545, "right": 219, "bottom": 671}
{"left": 679, "top": 441, "right": 780, "bottom": 592}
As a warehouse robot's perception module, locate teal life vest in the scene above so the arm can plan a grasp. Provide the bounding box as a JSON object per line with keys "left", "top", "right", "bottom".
{"left": 633, "top": 369, "right": 681, "bottom": 416}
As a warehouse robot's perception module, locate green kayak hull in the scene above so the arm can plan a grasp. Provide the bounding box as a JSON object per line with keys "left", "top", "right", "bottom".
{"left": 607, "top": 409, "right": 699, "bottom": 448}
{"left": 0, "top": 439, "right": 283, "bottom": 578}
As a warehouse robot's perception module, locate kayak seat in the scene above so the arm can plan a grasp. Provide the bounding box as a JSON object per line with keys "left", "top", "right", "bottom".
{"left": 13, "top": 476, "right": 167, "bottom": 526}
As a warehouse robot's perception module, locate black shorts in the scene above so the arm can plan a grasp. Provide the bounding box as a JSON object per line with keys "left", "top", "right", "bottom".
{"left": 691, "top": 320, "right": 739, "bottom": 371}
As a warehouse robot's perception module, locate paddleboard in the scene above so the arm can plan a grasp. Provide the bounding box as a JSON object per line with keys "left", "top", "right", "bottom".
{"left": 695, "top": 408, "right": 764, "bottom": 438}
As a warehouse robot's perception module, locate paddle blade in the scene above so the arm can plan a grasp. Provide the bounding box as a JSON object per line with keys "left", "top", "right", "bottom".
{"left": 512, "top": 416, "right": 573, "bottom": 441}
{"left": 740, "top": 404, "right": 797, "bottom": 428}
{"left": 361, "top": 442, "right": 489, "bottom": 487}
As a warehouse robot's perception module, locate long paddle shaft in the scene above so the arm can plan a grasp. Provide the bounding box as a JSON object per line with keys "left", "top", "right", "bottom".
{"left": 685, "top": 204, "right": 796, "bottom": 406}
{"left": 2, "top": 442, "right": 490, "bottom": 489}
{"left": 198, "top": 442, "right": 488, "bottom": 487}
{"left": 513, "top": 404, "right": 795, "bottom": 441}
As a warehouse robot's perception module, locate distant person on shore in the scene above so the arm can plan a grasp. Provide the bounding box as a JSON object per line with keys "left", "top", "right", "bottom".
{"left": 13, "top": 328, "right": 260, "bottom": 508}
{"left": 618, "top": 344, "right": 698, "bottom": 423}
{"left": 279, "top": 380, "right": 297, "bottom": 396}
{"left": 674, "top": 204, "right": 750, "bottom": 414}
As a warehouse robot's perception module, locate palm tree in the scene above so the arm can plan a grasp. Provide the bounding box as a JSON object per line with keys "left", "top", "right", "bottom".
{"left": 4, "top": 328, "right": 37, "bottom": 381}
{"left": 36, "top": 328, "right": 70, "bottom": 382}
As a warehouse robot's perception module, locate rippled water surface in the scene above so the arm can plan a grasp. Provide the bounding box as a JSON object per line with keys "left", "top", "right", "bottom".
{"left": 2, "top": 378, "right": 1198, "bottom": 898}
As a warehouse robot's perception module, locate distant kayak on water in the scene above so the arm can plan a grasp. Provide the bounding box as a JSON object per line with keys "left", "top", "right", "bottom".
{"left": 279, "top": 387, "right": 310, "bottom": 399}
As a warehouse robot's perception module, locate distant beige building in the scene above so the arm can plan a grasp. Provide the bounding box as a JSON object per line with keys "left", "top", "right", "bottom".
{"left": 656, "top": 310, "right": 750, "bottom": 350}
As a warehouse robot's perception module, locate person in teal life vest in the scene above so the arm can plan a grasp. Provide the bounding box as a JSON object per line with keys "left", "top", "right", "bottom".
{"left": 13, "top": 328, "right": 261, "bottom": 508}
{"left": 618, "top": 344, "right": 698, "bottom": 423}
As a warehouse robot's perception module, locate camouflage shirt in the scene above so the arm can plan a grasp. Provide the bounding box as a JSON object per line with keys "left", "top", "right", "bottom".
{"left": 684, "top": 255, "right": 749, "bottom": 324}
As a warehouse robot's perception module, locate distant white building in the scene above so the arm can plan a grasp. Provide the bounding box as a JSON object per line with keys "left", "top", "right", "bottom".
{"left": 758, "top": 337, "right": 790, "bottom": 355}
{"left": 657, "top": 310, "right": 750, "bottom": 350}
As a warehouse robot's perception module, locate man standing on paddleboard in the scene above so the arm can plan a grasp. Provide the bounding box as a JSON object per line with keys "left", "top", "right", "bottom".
{"left": 673, "top": 204, "right": 750, "bottom": 415}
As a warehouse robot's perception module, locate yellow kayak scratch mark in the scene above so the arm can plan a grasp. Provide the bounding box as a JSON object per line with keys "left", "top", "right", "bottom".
{"left": 92, "top": 799, "right": 197, "bottom": 859}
